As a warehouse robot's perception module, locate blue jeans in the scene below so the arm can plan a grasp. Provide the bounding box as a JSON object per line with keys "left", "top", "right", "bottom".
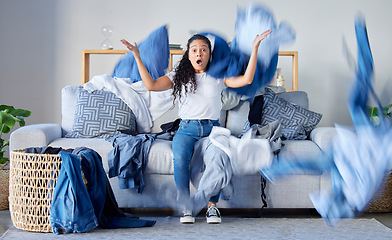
{"left": 172, "top": 119, "right": 220, "bottom": 210}
{"left": 50, "top": 151, "right": 98, "bottom": 234}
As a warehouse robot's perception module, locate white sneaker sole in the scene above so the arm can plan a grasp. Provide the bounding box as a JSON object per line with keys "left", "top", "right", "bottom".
{"left": 180, "top": 216, "right": 195, "bottom": 224}
{"left": 206, "top": 216, "right": 221, "bottom": 224}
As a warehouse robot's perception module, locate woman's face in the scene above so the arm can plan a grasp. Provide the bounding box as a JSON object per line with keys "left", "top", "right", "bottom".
{"left": 188, "top": 39, "right": 210, "bottom": 73}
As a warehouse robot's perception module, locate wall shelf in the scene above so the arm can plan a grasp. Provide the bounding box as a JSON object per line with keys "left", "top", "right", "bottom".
{"left": 82, "top": 49, "right": 298, "bottom": 91}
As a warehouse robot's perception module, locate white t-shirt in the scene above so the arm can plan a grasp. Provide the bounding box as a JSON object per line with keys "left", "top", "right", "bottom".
{"left": 166, "top": 71, "right": 225, "bottom": 120}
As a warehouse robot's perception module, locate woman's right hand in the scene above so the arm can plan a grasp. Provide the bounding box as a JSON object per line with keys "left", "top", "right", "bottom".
{"left": 252, "top": 30, "right": 272, "bottom": 50}
{"left": 121, "top": 39, "right": 140, "bottom": 57}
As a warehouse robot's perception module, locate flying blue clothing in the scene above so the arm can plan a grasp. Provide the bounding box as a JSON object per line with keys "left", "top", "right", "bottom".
{"left": 201, "top": 4, "right": 295, "bottom": 97}
{"left": 50, "top": 148, "right": 155, "bottom": 234}
{"left": 233, "top": 4, "right": 296, "bottom": 70}
{"left": 260, "top": 16, "right": 392, "bottom": 226}
{"left": 112, "top": 25, "right": 169, "bottom": 81}
{"left": 107, "top": 133, "right": 156, "bottom": 193}
{"left": 111, "top": 4, "right": 294, "bottom": 99}
{"left": 201, "top": 31, "right": 278, "bottom": 98}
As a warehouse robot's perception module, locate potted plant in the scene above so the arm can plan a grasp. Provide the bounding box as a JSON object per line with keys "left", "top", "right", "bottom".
{"left": 366, "top": 103, "right": 392, "bottom": 213}
{"left": 0, "top": 105, "right": 31, "bottom": 210}
{"left": 367, "top": 103, "right": 392, "bottom": 126}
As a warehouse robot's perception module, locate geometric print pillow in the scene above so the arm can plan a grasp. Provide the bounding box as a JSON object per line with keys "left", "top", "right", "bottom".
{"left": 261, "top": 88, "right": 322, "bottom": 140}
{"left": 65, "top": 89, "right": 137, "bottom": 138}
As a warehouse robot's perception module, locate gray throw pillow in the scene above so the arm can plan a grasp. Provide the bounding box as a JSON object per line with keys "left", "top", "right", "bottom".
{"left": 65, "top": 88, "right": 136, "bottom": 138}
{"left": 262, "top": 88, "right": 322, "bottom": 140}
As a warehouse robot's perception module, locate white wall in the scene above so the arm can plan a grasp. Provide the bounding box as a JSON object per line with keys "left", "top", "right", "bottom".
{"left": 1, "top": 0, "right": 392, "bottom": 129}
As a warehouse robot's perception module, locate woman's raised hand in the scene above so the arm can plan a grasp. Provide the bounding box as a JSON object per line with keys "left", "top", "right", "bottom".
{"left": 253, "top": 30, "right": 272, "bottom": 49}
{"left": 121, "top": 39, "right": 140, "bottom": 57}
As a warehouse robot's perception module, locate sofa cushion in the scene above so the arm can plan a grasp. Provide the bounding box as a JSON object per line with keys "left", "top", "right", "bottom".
{"left": 262, "top": 88, "right": 322, "bottom": 140}
{"left": 225, "top": 101, "right": 251, "bottom": 137}
{"left": 247, "top": 89, "right": 309, "bottom": 127}
{"left": 278, "top": 90, "right": 309, "bottom": 109}
{"left": 276, "top": 139, "right": 323, "bottom": 176}
{"left": 146, "top": 139, "right": 174, "bottom": 174}
{"left": 280, "top": 140, "right": 323, "bottom": 163}
{"left": 65, "top": 88, "right": 137, "bottom": 138}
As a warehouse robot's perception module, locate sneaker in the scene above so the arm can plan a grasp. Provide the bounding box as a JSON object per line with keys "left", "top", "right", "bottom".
{"left": 180, "top": 210, "right": 195, "bottom": 224}
{"left": 206, "top": 204, "right": 221, "bottom": 224}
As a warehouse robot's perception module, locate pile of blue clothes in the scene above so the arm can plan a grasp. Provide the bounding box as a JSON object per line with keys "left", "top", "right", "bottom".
{"left": 25, "top": 147, "right": 155, "bottom": 234}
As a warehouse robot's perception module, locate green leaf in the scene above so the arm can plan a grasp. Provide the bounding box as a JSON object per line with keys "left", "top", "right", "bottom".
{"left": 372, "top": 107, "right": 379, "bottom": 117}
{"left": 0, "top": 157, "right": 9, "bottom": 164}
{"left": 383, "top": 104, "right": 392, "bottom": 117}
{"left": 0, "top": 111, "right": 18, "bottom": 124}
{"left": 0, "top": 142, "right": 7, "bottom": 151}
{"left": 0, "top": 125, "right": 10, "bottom": 134}
{"left": 16, "top": 117, "right": 26, "bottom": 127}
{"left": 0, "top": 105, "right": 15, "bottom": 112}
{"left": 0, "top": 111, "right": 8, "bottom": 125}
{"left": 2, "top": 140, "right": 9, "bottom": 148}
{"left": 4, "top": 117, "right": 17, "bottom": 128}
{"left": 367, "top": 107, "right": 378, "bottom": 118}
{"left": 0, "top": 110, "right": 21, "bottom": 133}
{"left": 9, "top": 109, "right": 31, "bottom": 118}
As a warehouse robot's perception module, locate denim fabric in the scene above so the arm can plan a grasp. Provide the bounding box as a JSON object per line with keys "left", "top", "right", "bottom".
{"left": 76, "top": 148, "right": 156, "bottom": 229}
{"left": 50, "top": 151, "right": 98, "bottom": 234}
{"left": 78, "top": 149, "right": 106, "bottom": 224}
{"left": 50, "top": 149, "right": 155, "bottom": 234}
{"left": 172, "top": 119, "right": 220, "bottom": 210}
{"left": 107, "top": 133, "right": 156, "bottom": 193}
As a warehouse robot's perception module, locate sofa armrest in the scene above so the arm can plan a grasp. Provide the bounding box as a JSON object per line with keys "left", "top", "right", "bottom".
{"left": 10, "top": 124, "right": 62, "bottom": 151}
{"left": 309, "top": 127, "right": 337, "bottom": 152}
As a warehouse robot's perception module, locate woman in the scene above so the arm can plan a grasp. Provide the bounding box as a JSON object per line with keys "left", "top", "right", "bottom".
{"left": 121, "top": 30, "right": 271, "bottom": 224}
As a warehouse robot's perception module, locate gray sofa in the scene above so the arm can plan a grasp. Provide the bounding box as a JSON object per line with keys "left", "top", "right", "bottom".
{"left": 10, "top": 85, "right": 336, "bottom": 210}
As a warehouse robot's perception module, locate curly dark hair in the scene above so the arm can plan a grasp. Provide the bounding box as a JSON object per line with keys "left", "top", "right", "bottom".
{"left": 172, "top": 34, "right": 211, "bottom": 103}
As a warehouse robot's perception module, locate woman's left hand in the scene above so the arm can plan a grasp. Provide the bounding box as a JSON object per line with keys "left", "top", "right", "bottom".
{"left": 253, "top": 30, "right": 272, "bottom": 49}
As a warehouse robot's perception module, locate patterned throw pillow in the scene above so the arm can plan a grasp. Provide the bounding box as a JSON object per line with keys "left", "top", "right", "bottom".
{"left": 262, "top": 88, "right": 322, "bottom": 140}
{"left": 65, "top": 89, "right": 136, "bottom": 138}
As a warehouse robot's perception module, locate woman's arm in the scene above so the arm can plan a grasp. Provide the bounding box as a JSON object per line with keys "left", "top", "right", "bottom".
{"left": 224, "top": 30, "right": 272, "bottom": 88}
{"left": 120, "top": 39, "right": 173, "bottom": 91}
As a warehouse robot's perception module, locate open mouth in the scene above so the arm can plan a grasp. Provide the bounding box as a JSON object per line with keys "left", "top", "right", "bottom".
{"left": 196, "top": 60, "right": 202, "bottom": 65}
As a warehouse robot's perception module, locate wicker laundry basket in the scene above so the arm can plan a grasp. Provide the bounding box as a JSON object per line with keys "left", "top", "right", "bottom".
{"left": 0, "top": 168, "right": 9, "bottom": 210}
{"left": 365, "top": 172, "right": 392, "bottom": 213}
{"left": 9, "top": 149, "right": 62, "bottom": 233}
